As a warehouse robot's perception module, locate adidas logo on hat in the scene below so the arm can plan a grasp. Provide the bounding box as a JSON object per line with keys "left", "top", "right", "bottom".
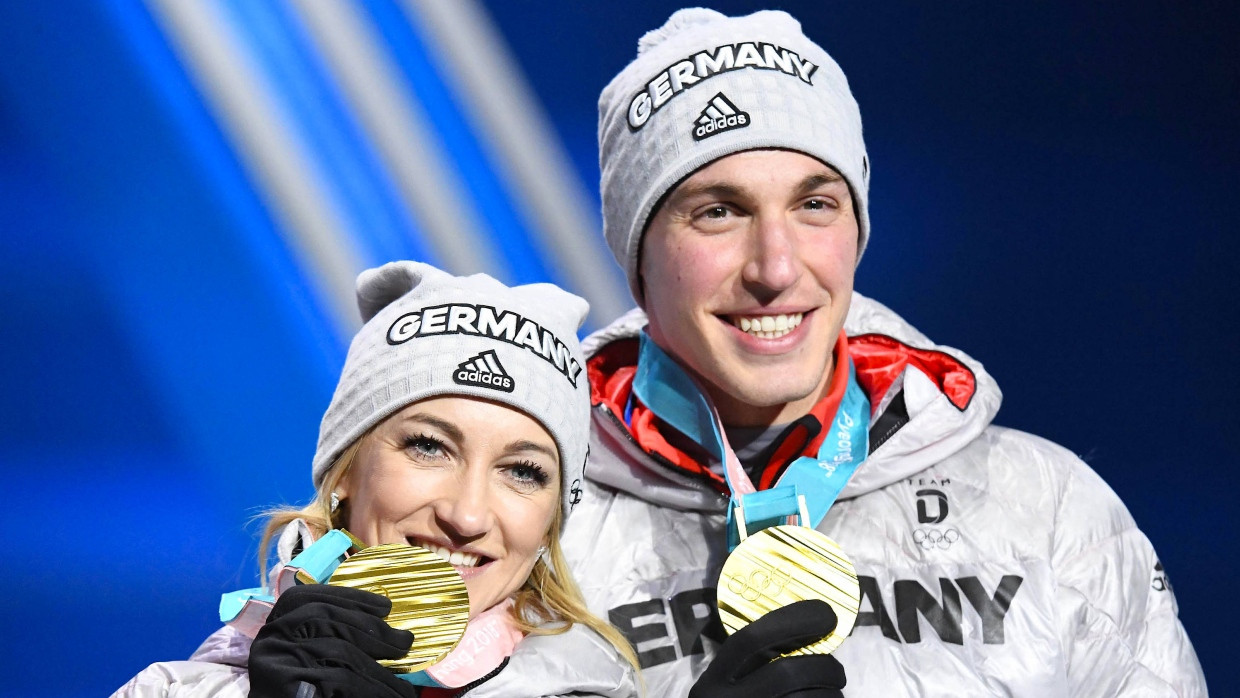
{"left": 454, "top": 349, "right": 514, "bottom": 392}
{"left": 693, "top": 92, "right": 750, "bottom": 141}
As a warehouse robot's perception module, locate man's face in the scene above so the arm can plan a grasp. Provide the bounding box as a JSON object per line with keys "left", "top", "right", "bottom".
{"left": 639, "top": 149, "right": 859, "bottom": 426}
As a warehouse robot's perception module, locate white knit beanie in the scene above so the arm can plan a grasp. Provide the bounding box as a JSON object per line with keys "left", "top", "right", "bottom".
{"left": 599, "top": 8, "right": 870, "bottom": 302}
{"left": 313, "top": 261, "right": 592, "bottom": 516}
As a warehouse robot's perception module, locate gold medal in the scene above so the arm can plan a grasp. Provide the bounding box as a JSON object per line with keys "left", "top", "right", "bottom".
{"left": 716, "top": 525, "right": 860, "bottom": 655}
{"left": 328, "top": 543, "right": 470, "bottom": 673}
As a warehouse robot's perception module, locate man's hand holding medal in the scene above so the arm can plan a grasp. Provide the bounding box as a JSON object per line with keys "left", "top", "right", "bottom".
{"left": 633, "top": 336, "right": 864, "bottom": 697}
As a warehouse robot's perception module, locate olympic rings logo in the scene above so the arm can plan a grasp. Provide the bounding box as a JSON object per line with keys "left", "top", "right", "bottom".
{"left": 912, "top": 528, "right": 961, "bottom": 550}
{"left": 726, "top": 567, "right": 793, "bottom": 602}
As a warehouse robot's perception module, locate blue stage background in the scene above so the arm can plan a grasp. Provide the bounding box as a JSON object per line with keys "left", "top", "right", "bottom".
{"left": 0, "top": 2, "right": 1233, "bottom": 695}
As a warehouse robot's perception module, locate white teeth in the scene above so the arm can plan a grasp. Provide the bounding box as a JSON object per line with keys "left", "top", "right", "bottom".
{"left": 731, "top": 313, "right": 803, "bottom": 339}
{"left": 423, "top": 543, "right": 481, "bottom": 568}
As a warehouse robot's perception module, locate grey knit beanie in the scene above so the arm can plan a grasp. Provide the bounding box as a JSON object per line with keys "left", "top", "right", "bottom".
{"left": 599, "top": 8, "right": 870, "bottom": 302}
{"left": 313, "top": 261, "right": 592, "bottom": 516}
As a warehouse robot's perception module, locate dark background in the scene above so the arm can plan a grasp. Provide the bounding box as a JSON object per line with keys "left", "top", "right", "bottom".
{"left": 0, "top": 1, "right": 1233, "bottom": 695}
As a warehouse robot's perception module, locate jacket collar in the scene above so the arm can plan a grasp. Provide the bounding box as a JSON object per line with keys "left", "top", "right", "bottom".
{"left": 581, "top": 292, "right": 1001, "bottom": 501}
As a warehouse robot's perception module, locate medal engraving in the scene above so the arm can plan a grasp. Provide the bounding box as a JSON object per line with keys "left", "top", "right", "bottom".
{"left": 717, "top": 525, "right": 860, "bottom": 655}
{"left": 328, "top": 543, "right": 470, "bottom": 673}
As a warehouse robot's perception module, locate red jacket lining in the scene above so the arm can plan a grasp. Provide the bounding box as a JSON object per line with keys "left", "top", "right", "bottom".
{"left": 586, "top": 332, "right": 977, "bottom": 493}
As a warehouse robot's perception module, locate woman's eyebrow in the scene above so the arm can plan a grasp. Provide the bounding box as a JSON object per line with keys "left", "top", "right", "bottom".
{"left": 503, "top": 439, "right": 559, "bottom": 464}
{"left": 400, "top": 413, "right": 464, "bottom": 442}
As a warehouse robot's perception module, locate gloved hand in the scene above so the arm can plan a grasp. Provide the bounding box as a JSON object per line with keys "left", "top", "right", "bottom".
{"left": 248, "top": 584, "right": 416, "bottom": 698}
{"left": 689, "top": 599, "right": 846, "bottom": 698}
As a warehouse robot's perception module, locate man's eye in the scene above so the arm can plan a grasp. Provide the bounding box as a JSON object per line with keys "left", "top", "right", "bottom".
{"left": 804, "top": 198, "right": 834, "bottom": 210}
{"left": 702, "top": 206, "right": 730, "bottom": 219}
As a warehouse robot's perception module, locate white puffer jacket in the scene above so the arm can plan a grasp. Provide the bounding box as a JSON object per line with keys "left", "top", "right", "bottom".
{"left": 561, "top": 292, "right": 1207, "bottom": 697}
{"left": 113, "top": 523, "right": 637, "bottom": 698}
{"left": 113, "top": 623, "right": 635, "bottom": 697}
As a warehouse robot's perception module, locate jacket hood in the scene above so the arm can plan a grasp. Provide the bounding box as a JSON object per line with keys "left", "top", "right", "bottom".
{"left": 580, "top": 292, "right": 1002, "bottom": 509}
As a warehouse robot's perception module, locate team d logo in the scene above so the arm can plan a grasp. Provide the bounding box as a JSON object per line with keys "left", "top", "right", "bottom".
{"left": 693, "top": 93, "right": 750, "bottom": 140}
{"left": 454, "top": 350, "right": 514, "bottom": 393}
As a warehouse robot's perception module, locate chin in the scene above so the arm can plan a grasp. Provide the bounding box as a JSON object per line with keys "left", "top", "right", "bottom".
{"left": 465, "top": 590, "right": 493, "bottom": 619}
{"left": 464, "top": 577, "right": 524, "bottom": 618}
{"left": 728, "top": 371, "right": 820, "bottom": 405}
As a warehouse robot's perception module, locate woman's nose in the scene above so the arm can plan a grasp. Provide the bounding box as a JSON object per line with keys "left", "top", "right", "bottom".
{"left": 434, "top": 472, "right": 494, "bottom": 540}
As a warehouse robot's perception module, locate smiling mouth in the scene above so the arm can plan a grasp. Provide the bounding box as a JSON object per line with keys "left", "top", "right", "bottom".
{"left": 729, "top": 312, "right": 804, "bottom": 339}
{"left": 414, "top": 540, "right": 486, "bottom": 568}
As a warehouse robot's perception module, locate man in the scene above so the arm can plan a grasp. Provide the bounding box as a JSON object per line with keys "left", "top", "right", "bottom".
{"left": 561, "top": 8, "right": 1206, "bottom": 697}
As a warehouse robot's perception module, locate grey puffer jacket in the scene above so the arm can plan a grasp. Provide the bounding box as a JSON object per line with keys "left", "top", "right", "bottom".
{"left": 561, "top": 292, "right": 1206, "bottom": 697}
{"left": 113, "top": 523, "right": 637, "bottom": 697}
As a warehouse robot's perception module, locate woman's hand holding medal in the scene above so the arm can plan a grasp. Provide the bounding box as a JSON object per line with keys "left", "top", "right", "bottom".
{"left": 248, "top": 535, "right": 470, "bottom": 696}
{"left": 247, "top": 584, "right": 418, "bottom": 698}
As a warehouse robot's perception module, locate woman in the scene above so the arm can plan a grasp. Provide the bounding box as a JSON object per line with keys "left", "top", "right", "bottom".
{"left": 115, "top": 261, "right": 639, "bottom": 697}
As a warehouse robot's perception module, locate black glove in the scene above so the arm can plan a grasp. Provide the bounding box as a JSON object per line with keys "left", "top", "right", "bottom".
{"left": 248, "top": 584, "right": 416, "bottom": 698}
{"left": 689, "top": 599, "right": 847, "bottom": 698}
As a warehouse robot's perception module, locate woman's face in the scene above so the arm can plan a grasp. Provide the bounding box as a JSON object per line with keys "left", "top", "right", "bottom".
{"left": 337, "top": 396, "right": 560, "bottom": 617}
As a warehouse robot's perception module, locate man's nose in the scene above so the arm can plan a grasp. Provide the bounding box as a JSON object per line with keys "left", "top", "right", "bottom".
{"left": 742, "top": 214, "right": 801, "bottom": 292}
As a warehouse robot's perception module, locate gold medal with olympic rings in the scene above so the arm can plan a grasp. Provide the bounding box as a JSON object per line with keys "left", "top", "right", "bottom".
{"left": 716, "top": 525, "right": 860, "bottom": 655}
{"left": 328, "top": 543, "right": 470, "bottom": 673}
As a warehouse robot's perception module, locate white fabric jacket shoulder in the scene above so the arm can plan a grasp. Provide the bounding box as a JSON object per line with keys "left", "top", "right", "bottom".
{"left": 112, "top": 523, "right": 637, "bottom": 698}
{"left": 562, "top": 292, "right": 1206, "bottom": 697}
{"left": 113, "top": 624, "right": 636, "bottom": 698}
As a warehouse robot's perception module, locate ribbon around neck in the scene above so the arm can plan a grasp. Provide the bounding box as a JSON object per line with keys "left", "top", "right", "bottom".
{"left": 631, "top": 333, "right": 870, "bottom": 550}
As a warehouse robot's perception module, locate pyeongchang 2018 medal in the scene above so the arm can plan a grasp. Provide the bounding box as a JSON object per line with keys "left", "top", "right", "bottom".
{"left": 328, "top": 543, "right": 470, "bottom": 673}
{"left": 717, "top": 525, "right": 860, "bottom": 655}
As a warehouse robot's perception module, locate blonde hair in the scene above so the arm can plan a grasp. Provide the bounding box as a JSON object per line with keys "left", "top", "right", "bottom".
{"left": 257, "top": 432, "right": 640, "bottom": 676}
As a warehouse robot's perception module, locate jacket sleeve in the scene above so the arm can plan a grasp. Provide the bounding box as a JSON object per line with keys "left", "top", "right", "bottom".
{"left": 1052, "top": 455, "right": 1207, "bottom": 697}
{"left": 110, "top": 626, "right": 252, "bottom": 697}
{"left": 111, "top": 660, "right": 249, "bottom": 697}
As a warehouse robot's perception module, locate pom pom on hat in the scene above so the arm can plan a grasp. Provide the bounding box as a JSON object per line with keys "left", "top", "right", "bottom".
{"left": 637, "top": 8, "right": 724, "bottom": 54}
{"left": 315, "top": 261, "right": 592, "bottom": 517}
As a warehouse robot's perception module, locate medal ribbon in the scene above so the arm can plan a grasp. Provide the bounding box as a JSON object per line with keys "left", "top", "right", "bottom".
{"left": 219, "top": 528, "right": 360, "bottom": 636}
{"left": 631, "top": 333, "right": 870, "bottom": 551}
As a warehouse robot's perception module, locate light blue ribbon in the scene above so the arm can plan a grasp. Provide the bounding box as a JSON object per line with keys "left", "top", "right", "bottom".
{"left": 776, "top": 364, "right": 870, "bottom": 529}
{"left": 219, "top": 529, "right": 358, "bottom": 623}
{"left": 631, "top": 333, "right": 727, "bottom": 457}
{"left": 631, "top": 333, "right": 869, "bottom": 551}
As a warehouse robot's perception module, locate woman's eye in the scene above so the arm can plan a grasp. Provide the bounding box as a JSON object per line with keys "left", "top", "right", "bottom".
{"left": 508, "top": 461, "right": 550, "bottom": 488}
{"left": 403, "top": 434, "right": 446, "bottom": 459}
